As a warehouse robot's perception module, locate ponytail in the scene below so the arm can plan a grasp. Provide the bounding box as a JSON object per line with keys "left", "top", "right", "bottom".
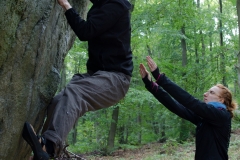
{"left": 216, "top": 84, "right": 238, "bottom": 118}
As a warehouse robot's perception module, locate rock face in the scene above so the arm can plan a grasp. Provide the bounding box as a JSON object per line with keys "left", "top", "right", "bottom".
{"left": 0, "top": 0, "right": 89, "bottom": 159}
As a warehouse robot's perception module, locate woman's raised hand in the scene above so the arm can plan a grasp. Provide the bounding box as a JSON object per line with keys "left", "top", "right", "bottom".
{"left": 146, "top": 56, "right": 158, "bottom": 72}
{"left": 139, "top": 63, "right": 151, "bottom": 81}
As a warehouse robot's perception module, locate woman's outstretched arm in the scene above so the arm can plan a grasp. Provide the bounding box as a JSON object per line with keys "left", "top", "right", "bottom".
{"left": 140, "top": 63, "right": 200, "bottom": 125}
{"left": 142, "top": 56, "right": 230, "bottom": 124}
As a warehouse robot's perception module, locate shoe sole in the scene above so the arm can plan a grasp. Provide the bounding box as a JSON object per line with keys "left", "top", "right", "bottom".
{"left": 22, "top": 122, "right": 49, "bottom": 160}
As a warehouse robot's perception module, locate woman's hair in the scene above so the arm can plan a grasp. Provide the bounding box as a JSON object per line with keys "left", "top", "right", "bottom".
{"left": 216, "top": 84, "right": 238, "bottom": 118}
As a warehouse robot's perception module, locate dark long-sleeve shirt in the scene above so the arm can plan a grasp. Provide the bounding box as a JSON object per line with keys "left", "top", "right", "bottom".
{"left": 145, "top": 74, "right": 231, "bottom": 160}
{"left": 65, "top": 0, "right": 133, "bottom": 76}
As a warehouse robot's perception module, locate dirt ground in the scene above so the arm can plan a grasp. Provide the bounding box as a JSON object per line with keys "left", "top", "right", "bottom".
{"left": 57, "top": 129, "right": 240, "bottom": 160}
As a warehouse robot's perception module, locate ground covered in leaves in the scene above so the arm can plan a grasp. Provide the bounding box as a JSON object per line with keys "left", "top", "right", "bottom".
{"left": 59, "top": 129, "right": 240, "bottom": 160}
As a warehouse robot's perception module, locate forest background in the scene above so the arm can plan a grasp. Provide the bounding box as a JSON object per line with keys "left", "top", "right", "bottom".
{"left": 62, "top": 0, "right": 240, "bottom": 159}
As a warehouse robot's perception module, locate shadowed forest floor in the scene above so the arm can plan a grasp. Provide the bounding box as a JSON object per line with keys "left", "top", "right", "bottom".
{"left": 60, "top": 129, "right": 240, "bottom": 160}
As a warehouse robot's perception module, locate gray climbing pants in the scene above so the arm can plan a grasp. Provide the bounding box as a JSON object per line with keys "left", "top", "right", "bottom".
{"left": 42, "top": 70, "right": 131, "bottom": 155}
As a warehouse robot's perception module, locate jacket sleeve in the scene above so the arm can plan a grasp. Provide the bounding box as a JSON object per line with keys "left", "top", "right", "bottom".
{"left": 65, "top": 2, "right": 126, "bottom": 41}
{"left": 157, "top": 74, "right": 230, "bottom": 125}
{"left": 145, "top": 82, "right": 201, "bottom": 125}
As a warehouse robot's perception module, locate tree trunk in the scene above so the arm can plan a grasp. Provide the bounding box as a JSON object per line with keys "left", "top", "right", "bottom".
{"left": 195, "top": 0, "right": 205, "bottom": 95}
{"left": 0, "top": 0, "right": 89, "bottom": 159}
{"left": 106, "top": 106, "right": 120, "bottom": 153}
{"left": 179, "top": 25, "right": 188, "bottom": 142}
{"left": 181, "top": 26, "right": 187, "bottom": 67}
{"left": 94, "top": 111, "right": 101, "bottom": 143}
{"left": 159, "top": 117, "right": 166, "bottom": 143}
{"left": 137, "top": 104, "right": 142, "bottom": 145}
{"left": 236, "top": 0, "right": 240, "bottom": 88}
{"left": 218, "top": 0, "right": 227, "bottom": 86}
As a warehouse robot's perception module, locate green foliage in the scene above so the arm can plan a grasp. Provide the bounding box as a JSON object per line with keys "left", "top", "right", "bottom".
{"left": 161, "top": 139, "right": 180, "bottom": 155}
{"left": 232, "top": 112, "right": 240, "bottom": 130}
{"left": 67, "top": 120, "right": 97, "bottom": 153}
{"left": 64, "top": 39, "right": 88, "bottom": 81}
